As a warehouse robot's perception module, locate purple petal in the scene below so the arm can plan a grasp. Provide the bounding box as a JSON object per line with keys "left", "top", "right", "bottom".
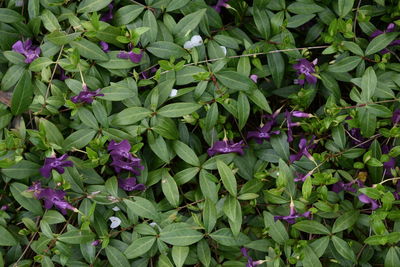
{"left": 12, "top": 40, "right": 25, "bottom": 54}
{"left": 117, "top": 51, "right": 130, "bottom": 59}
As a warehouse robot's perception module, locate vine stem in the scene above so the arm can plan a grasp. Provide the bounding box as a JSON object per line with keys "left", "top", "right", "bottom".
{"left": 379, "top": 177, "right": 400, "bottom": 185}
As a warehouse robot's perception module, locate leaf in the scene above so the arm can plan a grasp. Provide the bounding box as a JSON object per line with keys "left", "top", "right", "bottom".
{"left": 358, "top": 107, "right": 376, "bottom": 137}
{"left": 11, "top": 71, "right": 33, "bottom": 115}
{"left": 114, "top": 5, "right": 144, "bottom": 26}
{"left": 197, "top": 239, "right": 211, "bottom": 267}
{"left": 11, "top": 183, "right": 43, "bottom": 215}
{"left": 175, "top": 9, "right": 206, "bottom": 36}
{"left": 42, "top": 210, "right": 66, "bottom": 224}
{"left": 147, "top": 41, "right": 187, "bottom": 59}
{"left": 342, "top": 41, "right": 364, "bottom": 56}
{"left": 70, "top": 39, "right": 109, "bottom": 61}
{"left": 0, "top": 225, "right": 17, "bottom": 246}
{"left": 337, "top": 0, "right": 355, "bottom": 17}
{"left": 360, "top": 67, "right": 377, "bottom": 101}
{"left": 287, "top": 2, "right": 324, "bottom": 14}
{"left": 161, "top": 171, "right": 180, "bottom": 207}
{"left": 203, "top": 198, "right": 217, "bottom": 233}
{"left": 124, "top": 197, "right": 160, "bottom": 221}
{"left": 105, "top": 246, "right": 130, "bottom": 267}
{"left": 124, "top": 236, "right": 156, "bottom": 259}
{"left": 97, "top": 51, "right": 139, "bottom": 70}
{"left": 1, "top": 64, "right": 26, "bottom": 91}
{"left": 287, "top": 14, "right": 315, "bottom": 28}
{"left": 63, "top": 129, "right": 97, "bottom": 152}
{"left": 29, "top": 57, "right": 54, "bottom": 72}
{"left": 217, "top": 160, "right": 237, "bottom": 197}
{"left": 41, "top": 10, "right": 61, "bottom": 32}
{"left": 2, "top": 160, "right": 40, "bottom": 179}
{"left": 215, "top": 71, "right": 254, "bottom": 91}
{"left": 302, "top": 246, "right": 322, "bottom": 267}
{"left": 332, "top": 210, "right": 360, "bottom": 233}
{"left": 40, "top": 119, "right": 64, "bottom": 146}
{"left": 157, "top": 103, "right": 202, "bottom": 118}
{"left": 223, "top": 195, "right": 242, "bottom": 236}
{"left": 172, "top": 246, "right": 189, "bottom": 267}
{"left": 237, "top": 92, "right": 250, "bottom": 130}
{"left": 209, "top": 228, "right": 250, "bottom": 247}
{"left": 173, "top": 140, "right": 200, "bottom": 166}
{"left": 293, "top": 220, "right": 330, "bottom": 235}
{"left": 253, "top": 7, "right": 270, "bottom": 39}
{"left": 77, "top": 107, "right": 99, "bottom": 129}
{"left": 0, "top": 8, "right": 24, "bottom": 23}
{"left": 112, "top": 107, "right": 152, "bottom": 126}
{"left": 45, "top": 31, "right": 82, "bottom": 45}
{"left": 267, "top": 52, "right": 284, "bottom": 88}
{"left": 247, "top": 89, "right": 272, "bottom": 113}
{"left": 270, "top": 133, "right": 290, "bottom": 161}
{"left": 58, "top": 230, "right": 95, "bottom": 244}
{"left": 365, "top": 32, "right": 399, "bottom": 56}
{"left": 77, "top": 0, "right": 112, "bottom": 13}
{"left": 332, "top": 125, "right": 346, "bottom": 150}
{"left": 331, "top": 236, "right": 356, "bottom": 262}
{"left": 328, "top": 56, "right": 362, "bottom": 72}
{"left": 159, "top": 223, "right": 203, "bottom": 246}
{"left": 385, "top": 247, "right": 400, "bottom": 267}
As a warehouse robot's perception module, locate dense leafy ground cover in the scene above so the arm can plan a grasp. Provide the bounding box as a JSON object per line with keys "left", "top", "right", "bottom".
{"left": 1, "top": 0, "right": 400, "bottom": 266}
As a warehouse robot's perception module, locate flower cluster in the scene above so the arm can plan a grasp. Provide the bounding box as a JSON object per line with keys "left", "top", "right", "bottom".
{"left": 71, "top": 84, "right": 104, "bottom": 104}
{"left": 12, "top": 40, "right": 41, "bottom": 63}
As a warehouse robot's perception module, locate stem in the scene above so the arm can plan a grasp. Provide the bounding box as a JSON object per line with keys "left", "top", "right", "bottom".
{"left": 379, "top": 177, "right": 400, "bottom": 185}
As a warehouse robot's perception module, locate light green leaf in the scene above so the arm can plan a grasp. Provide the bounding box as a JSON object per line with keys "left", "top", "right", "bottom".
{"left": 215, "top": 71, "right": 254, "bottom": 91}
{"left": 293, "top": 220, "right": 330, "bottom": 235}
{"left": 365, "top": 32, "right": 399, "bottom": 56}
{"left": 77, "top": 0, "right": 112, "bottom": 13}
{"left": 112, "top": 107, "right": 152, "bottom": 126}
{"left": 216, "top": 160, "right": 237, "bottom": 197}
{"left": 0, "top": 225, "right": 17, "bottom": 246}
{"left": 124, "top": 197, "right": 160, "bottom": 221}
{"left": 159, "top": 223, "right": 203, "bottom": 246}
{"left": 2, "top": 160, "right": 40, "bottom": 179}
{"left": 157, "top": 103, "right": 202, "bottom": 118}
{"left": 360, "top": 67, "right": 377, "bottom": 101}
{"left": 147, "top": 41, "right": 187, "bottom": 59}
{"left": 332, "top": 210, "right": 359, "bottom": 233}
{"left": 105, "top": 246, "right": 130, "bottom": 267}
{"left": 172, "top": 246, "right": 189, "bottom": 267}
{"left": 11, "top": 71, "right": 33, "bottom": 115}
{"left": 328, "top": 56, "right": 362, "bottom": 72}
{"left": 161, "top": 171, "right": 180, "bottom": 207}
{"left": 70, "top": 39, "right": 109, "bottom": 61}
{"left": 173, "top": 140, "right": 200, "bottom": 166}
{"left": 124, "top": 236, "right": 156, "bottom": 259}
{"left": 174, "top": 9, "right": 206, "bottom": 36}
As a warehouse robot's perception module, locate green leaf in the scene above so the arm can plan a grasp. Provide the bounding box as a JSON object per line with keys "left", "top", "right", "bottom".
{"left": 161, "top": 171, "right": 180, "bottom": 207}
{"left": 77, "top": 107, "right": 99, "bottom": 129}
{"left": 237, "top": 92, "right": 250, "bottom": 130}
{"left": 331, "top": 236, "right": 356, "bottom": 262}
{"left": 0, "top": 225, "right": 17, "bottom": 246}
{"left": 40, "top": 119, "right": 64, "bottom": 146}
{"left": 3, "top": 51, "right": 26, "bottom": 64}
{"left": 114, "top": 5, "right": 144, "bottom": 26}
{"left": 124, "top": 197, "right": 160, "bottom": 221}
{"left": 2, "top": 160, "right": 40, "bottom": 179}
{"left": 70, "top": 39, "right": 109, "bottom": 61}
{"left": 223, "top": 195, "right": 242, "bottom": 236}
{"left": 97, "top": 51, "right": 139, "bottom": 70}
{"left": 157, "top": 103, "right": 202, "bottom": 118}
{"left": 385, "top": 247, "right": 400, "bottom": 267}
{"left": 63, "top": 129, "right": 96, "bottom": 151}
{"left": 270, "top": 133, "right": 290, "bottom": 161}
{"left": 203, "top": 198, "right": 217, "bottom": 233}
{"left": 293, "top": 220, "right": 330, "bottom": 235}
{"left": 287, "top": 2, "right": 324, "bottom": 14}
{"left": 358, "top": 107, "right": 376, "bottom": 137}
{"left": 58, "top": 230, "right": 95, "bottom": 244}
{"left": 247, "top": 89, "right": 272, "bottom": 113}
{"left": 153, "top": 117, "right": 179, "bottom": 140}
{"left": 267, "top": 52, "right": 284, "bottom": 88}
{"left": 41, "top": 10, "right": 61, "bottom": 32}
{"left": 105, "top": 246, "right": 130, "bottom": 267}
{"left": 159, "top": 223, "right": 203, "bottom": 246}
{"left": 197, "top": 239, "right": 211, "bottom": 267}
{"left": 360, "top": 67, "right": 377, "bottom": 101}
{"left": 166, "top": 0, "right": 191, "bottom": 12}
{"left": 42, "top": 210, "right": 66, "bottom": 224}
{"left": 332, "top": 210, "right": 359, "bottom": 233}
{"left": 148, "top": 132, "right": 170, "bottom": 163}
{"left": 174, "top": 9, "right": 206, "bottom": 37}
{"left": 215, "top": 71, "right": 254, "bottom": 91}
{"left": 365, "top": 32, "right": 399, "bottom": 56}
{"left": 0, "top": 8, "right": 24, "bottom": 23}
{"left": 172, "top": 246, "right": 189, "bottom": 267}
{"left": 302, "top": 246, "right": 322, "bottom": 267}
{"left": 217, "top": 160, "right": 237, "bottom": 197}
{"left": 124, "top": 236, "right": 156, "bottom": 259}
{"left": 253, "top": 7, "right": 270, "bottom": 39}
{"left": 205, "top": 102, "right": 219, "bottom": 130}
{"left": 10, "top": 183, "right": 43, "bottom": 215}
{"left": 147, "top": 41, "right": 187, "bottom": 59}
{"left": 11, "top": 71, "right": 33, "bottom": 115}
{"left": 263, "top": 212, "right": 289, "bottom": 244}
{"left": 287, "top": 14, "right": 315, "bottom": 28}
{"left": 1, "top": 64, "right": 26, "bottom": 91}
{"left": 328, "top": 56, "right": 362, "bottom": 73}
{"left": 29, "top": 57, "right": 53, "bottom": 72}
{"left": 337, "top": 0, "right": 355, "bottom": 17}
{"left": 112, "top": 107, "right": 152, "bottom": 126}
{"left": 77, "top": 0, "right": 112, "bottom": 13}
{"left": 173, "top": 140, "right": 200, "bottom": 166}
{"left": 342, "top": 41, "right": 364, "bottom": 56}
{"left": 45, "top": 31, "right": 82, "bottom": 45}
{"left": 209, "top": 228, "right": 250, "bottom": 247}
{"left": 332, "top": 124, "right": 346, "bottom": 150}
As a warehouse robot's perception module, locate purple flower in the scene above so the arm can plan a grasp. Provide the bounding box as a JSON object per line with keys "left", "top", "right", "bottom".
{"left": 207, "top": 140, "right": 245, "bottom": 156}
{"left": 285, "top": 111, "right": 305, "bottom": 143}
{"left": 213, "top": 0, "right": 230, "bottom": 13}
{"left": 91, "top": 240, "right": 101, "bottom": 246}
{"left": 1, "top": 205, "right": 8, "bottom": 211}
{"left": 348, "top": 127, "right": 371, "bottom": 148}
{"left": 382, "top": 145, "right": 396, "bottom": 177}
{"left": 241, "top": 248, "right": 263, "bottom": 267}
{"left": 108, "top": 140, "right": 144, "bottom": 175}
{"left": 293, "top": 58, "right": 317, "bottom": 85}
{"left": 117, "top": 50, "right": 143, "bottom": 63}
{"left": 274, "top": 203, "right": 311, "bottom": 224}
{"left": 100, "top": 4, "right": 114, "bottom": 22}
{"left": 28, "top": 182, "right": 76, "bottom": 214}
{"left": 370, "top": 23, "right": 400, "bottom": 54}
{"left": 250, "top": 74, "right": 258, "bottom": 83}
{"left": 40, "top": 154, "right": 73, "bottom": 178}
{"left": 12, "top": 40, "right": 41, "bottom": 63}
{"left": 141, "top": 67, "right": 158, "bottom": 79}
{"left": 332, "top": 179, "right": 364, "bottom": 193}
{"left": 247, "top": 110, "right": 280, "bottom": 144}
{"left": 59, "top": 67, "right": 69, "bottom": 81}
{"left": 118, "top": 177, "right": 146, "bottom": 191}
{"left": 289, "top": 137, "right": 316, "bottom": 163}
{"left": 392, "top": 109, "right": 400, "bottom": 125}
{"left": 71, "top": 85, "right": 104, "bottom": 104}
{"left": 294, "top": 172, "right": 311, "bottom": 182}
{"left": 358, "top": 194, "right": 379, "bottom": 210}
{"left": 100, "top": 41, "right": 109, "bottom": 52}
{"left": 292, "top": 111, "right": 313, "bottom": 118}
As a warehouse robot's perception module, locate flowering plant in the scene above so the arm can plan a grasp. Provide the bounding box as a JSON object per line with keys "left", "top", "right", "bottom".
{"left": 1, "top": 0, "right": 400, "bottom": 266}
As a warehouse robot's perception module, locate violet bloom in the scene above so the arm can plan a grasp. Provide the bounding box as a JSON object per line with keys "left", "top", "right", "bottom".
{"left": 370, "top": 23, "right": 400, "bottom": 54}
{"left": 140, "top": 67, "right": 158, "bottom": 79}
{"left": 294, "top": 172, "right": 311, "bottom": 182}
{"left": 207, "top": 140, "right": 245, "bottom": 156}
{"left": 117, "top": 50, "right": 143, "bottom": 63}
{"left": 285, "top": 110, "right": 310, "bottom": 143}
{"left": 241, "top": 248, "right": 263, "bottom": 267}
{"left": 358, "top": 194, "right": 380, "bottom": 210}
{"left": 213, "top": 0, "right": 230, "bottom": 13}
{"left": 100, "top": 4, "right": 114, "bottom": 22}
{"left": 392, "top": 109, "right": 400, "bottom": 125}
{"left": 40, "top": 154, "right": 73, "bottom": 178}
{"left": 1, "top": 205, "right": 8, "bottom": 211}
{"left": 71, "top": 85, "right": 104, "bottom": 104}
{"left": 247, "top": 110, "right": 280, "bottom": 144}
{"left": 100, "top": 41, "right": 109, "bottom": 52}
{"left": 348, "top": 127, "right": 371, "bottom": 148}
{"left": 118, "top": 177, "right": 146, "bottom": 191}
{"left": 274, "top": 203, "right": 311, "bottom": 224}
{"left": 108, "top": 140, "right": 144, "bottom": 175}
{"left": 59, "top": 67, "right": 69, "bottom": 81}
{"left": 250, "top": 74, "right": 258, "bottom": 83}
{"left": 382, "top": 145, "right": 396, "bottom": 177}
{"left": 12, "top": 40, "right": 41, "bottom": 63}
{"left": 293, "top": 58, "right": 317, "bottom": 85}
{"left": 91, "top": 240, "right": 101, "bottom": 246}
{"left": 289, "top": 137, "right": 316, "bottom": 163}
{"left": 332, "top": 179, "right": 364, "bottom": 193}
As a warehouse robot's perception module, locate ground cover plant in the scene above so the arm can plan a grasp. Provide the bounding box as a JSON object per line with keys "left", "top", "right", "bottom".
{"left": 1, "top": 0, "right": 400, "bottom": 266}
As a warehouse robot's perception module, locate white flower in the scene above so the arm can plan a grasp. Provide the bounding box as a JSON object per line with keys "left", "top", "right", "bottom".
{"left": 183, "top": 35, "right": 203, "bottom": 49}
{"left": 184, "top": 40, "right": 194, "bottom": 49}
{"left": 220, "top": 46, "right": 227, "bottom": 56}
{"left": 112, "top": 206, "right": 120, "bottom": 211}
{"left": 149, "top": 222, "right": 158, "bottom": 227}
{"left": 109, "top": 216, "right": 121, "bottom": 229}
{"left": 169, "top": 89, "right": 178, "bottom": 97}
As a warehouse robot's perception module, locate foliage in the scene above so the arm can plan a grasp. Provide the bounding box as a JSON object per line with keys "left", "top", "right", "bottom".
{"left": 1, "top": 0, "right": 400, "bottom": 266}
